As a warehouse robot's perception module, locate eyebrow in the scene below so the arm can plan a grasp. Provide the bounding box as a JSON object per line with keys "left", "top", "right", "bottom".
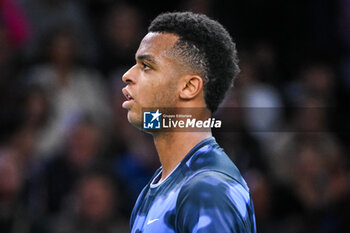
{"left": 136, "top": 54, "right": 157, "bottom": 65}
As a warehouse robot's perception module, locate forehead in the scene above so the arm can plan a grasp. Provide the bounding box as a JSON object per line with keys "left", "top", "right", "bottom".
{"left": 136, "top": 32, "right": 179, "bottom": 58}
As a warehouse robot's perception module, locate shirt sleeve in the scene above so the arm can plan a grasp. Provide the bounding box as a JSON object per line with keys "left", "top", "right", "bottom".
{"left": 175, "top": 171, "right": 255, "bottom": 233}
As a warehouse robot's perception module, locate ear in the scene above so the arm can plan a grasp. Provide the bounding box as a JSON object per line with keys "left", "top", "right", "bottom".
{"left": 179, "top": 75, "right": 204, "bottom": 100}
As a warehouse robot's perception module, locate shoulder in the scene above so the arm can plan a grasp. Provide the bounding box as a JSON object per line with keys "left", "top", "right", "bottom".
{"left": 175, "top": 171, "right": 254, "bottom": 233}
{"left": 178, "top": 171, "right": 250, "bottom": 210}
{"left": 183, "top": 138, "right": 248, "bottom": 191}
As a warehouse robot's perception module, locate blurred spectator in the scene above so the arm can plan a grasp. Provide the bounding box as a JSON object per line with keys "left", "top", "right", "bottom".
{"left": 245, "top": 168, "right": 306, "bottom": 233}
{"left": 30, "top": 119, "right": 106, "bottom": 218}
{"left": 98, "top": 3, "right": 144, "bottom": 77}
{"left": 292, "top": 134, "right": 348, "bottom": 233}
{"left": 6, "top": 126, "right": 38, "bottom": 175}
{"left": 19, "top": 0, "right": 96, "bottom": 62}
{"left": 24, "top": 27, "right": 111, "bottom": 157}
{"left": 268, "top": 97, "right": 332, "bottom": 184}
{"left": 284, "top": 62, "right": 336, "bottom": 106}
{"left": 0, "top": 0, "right": 30, "bottom": 48}
{"left": 24, "top": 86, "right": 49, "bottom": 131}
{"left": 0, "top": 152, "right": 46, "bottom": 233}
{"left": 53, "top": 173, "right": 129, "bottom": 233}
{"left": 292, "top": 135, "right": 347, "bottom": 209}
{"left": 0, "top": 83, "right": 38, "bottom": 176}
{"left": 254, "top": 42, "right": 279, "bottom": 84}
{"left": 236, "top": 50, "right": 283, "bottom": 145}
{"left": 266, "top": 97, "right": 349, "bottom": 232}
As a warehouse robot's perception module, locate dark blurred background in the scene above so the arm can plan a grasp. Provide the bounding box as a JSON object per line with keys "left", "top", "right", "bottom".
{"left": 0, "top": 0, "right": 349, "bottom": 233}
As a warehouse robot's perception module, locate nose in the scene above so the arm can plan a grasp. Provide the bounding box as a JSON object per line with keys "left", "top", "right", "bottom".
{"left": 122, "top": 65, "right": 137, "bottom": 84}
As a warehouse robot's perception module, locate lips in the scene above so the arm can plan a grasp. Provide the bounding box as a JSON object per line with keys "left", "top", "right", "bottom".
{"left": 122, "top": 88, "right": 134, "bottom": 100}
{"left": 122, "top": 87, "right": 134, "bottom": 109}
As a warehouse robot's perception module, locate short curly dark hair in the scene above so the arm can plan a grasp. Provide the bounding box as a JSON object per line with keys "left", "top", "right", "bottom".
{"left": 148, "top": 12, "right": 239, "bottom": 113}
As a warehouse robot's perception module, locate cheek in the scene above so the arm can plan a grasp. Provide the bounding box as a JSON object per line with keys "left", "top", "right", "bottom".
{"left": 155, "top": 88, "right": 177, "bottom": 107}
{"left": 151, "top": 80, "right": 178, "bottom": 107}
{"left": 136, "top": 70, "right": 179, "bottom": 108}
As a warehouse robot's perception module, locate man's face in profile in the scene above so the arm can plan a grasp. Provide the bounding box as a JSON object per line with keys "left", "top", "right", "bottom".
{"left": 122, "top": 32, "right": 182, "bottom": 128}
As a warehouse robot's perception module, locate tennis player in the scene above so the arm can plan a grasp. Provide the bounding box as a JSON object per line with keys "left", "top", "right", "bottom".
{"left": 122, "top": 12, "right": 256, "bottom": 233}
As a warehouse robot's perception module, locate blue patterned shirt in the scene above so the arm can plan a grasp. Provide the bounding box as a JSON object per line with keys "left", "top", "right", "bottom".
{"left": 130, "top": 137, "right": 257, "bottom": 233}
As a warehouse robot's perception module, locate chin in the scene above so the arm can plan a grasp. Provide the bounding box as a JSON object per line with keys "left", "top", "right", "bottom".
{"left": 127, "top": 110, "right": 142, "bottom": 128}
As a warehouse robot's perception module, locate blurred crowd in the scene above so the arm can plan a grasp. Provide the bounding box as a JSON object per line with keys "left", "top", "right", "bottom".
{"left": 0, "top": 0, "right": 349, "bottom": 233}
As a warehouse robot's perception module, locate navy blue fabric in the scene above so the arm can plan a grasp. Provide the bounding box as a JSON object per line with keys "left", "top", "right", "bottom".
{"left": 130, "top": 137, "right": 257, "bottom": 233}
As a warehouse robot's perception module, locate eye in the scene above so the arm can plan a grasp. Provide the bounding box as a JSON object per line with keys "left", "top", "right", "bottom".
{"left": 141, "top": 62, "right": 151, "bottom": 71}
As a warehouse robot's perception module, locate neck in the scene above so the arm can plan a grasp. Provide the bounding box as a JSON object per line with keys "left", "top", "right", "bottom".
{"left": 53, "top": 63, "right": 72, "bottom": 87}
{"left": 153, "top": 131, "right": 212, "bottom": 182}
